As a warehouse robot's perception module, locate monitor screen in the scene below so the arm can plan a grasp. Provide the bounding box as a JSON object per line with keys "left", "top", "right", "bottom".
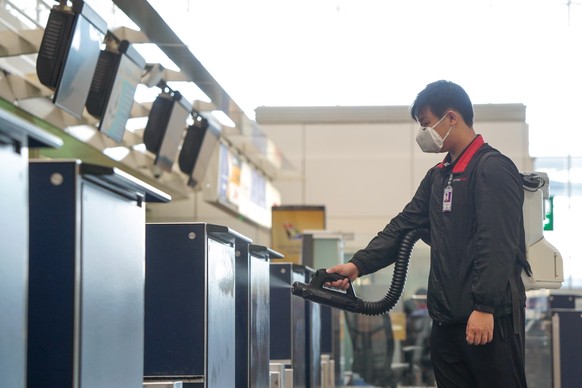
{"left": 212, "top": 143, "right": 280, "bottom": 228}
{"left": 217, "top": 142, "right": 242, "bottom": 211}
{"left": 143, "top": 92, "right": 190, "bottom": 173}
{"left": 36, "top": 3, "right": 107, "bottom": 119}
{"left": 87, "top": 41, "right": 145, "bottom": 142}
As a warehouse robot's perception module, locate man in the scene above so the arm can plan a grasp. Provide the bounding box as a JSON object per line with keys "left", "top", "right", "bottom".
{"left": 327, "top": 80, "right": 529, "bottom": 387}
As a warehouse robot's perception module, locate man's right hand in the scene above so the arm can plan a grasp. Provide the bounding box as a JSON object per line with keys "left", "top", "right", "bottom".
{"left": 325, "top": 263, "right": 360, "bottom": 290}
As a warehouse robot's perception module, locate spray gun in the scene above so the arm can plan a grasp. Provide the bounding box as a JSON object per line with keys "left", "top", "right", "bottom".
{"left": 292, "top": 269, "right": 364, "bottom": 313}
{"left": 292, "top": 228, "right": 428, "bottom": 316}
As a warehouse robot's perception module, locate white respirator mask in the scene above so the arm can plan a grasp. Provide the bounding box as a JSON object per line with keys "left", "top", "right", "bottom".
{"left": 415, "top": 113, "right": 454, "bottom": 153}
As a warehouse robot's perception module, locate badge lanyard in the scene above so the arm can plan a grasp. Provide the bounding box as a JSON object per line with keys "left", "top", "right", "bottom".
{"left": 443, "top": 173, "right": 454, "bottom": 212}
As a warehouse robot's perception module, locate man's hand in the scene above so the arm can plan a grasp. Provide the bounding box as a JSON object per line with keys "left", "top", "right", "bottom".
{"left": 466, "top": 310, "right": 494, "bottom": 345}
{"left": 325, "top": 263, "right": 359, "bottom": 290}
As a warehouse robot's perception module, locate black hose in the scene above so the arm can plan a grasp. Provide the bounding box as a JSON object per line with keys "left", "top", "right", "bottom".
{"left": 358, "top": 227, "right": 428, "bottom": 315}
{"left": 292, "top": 227, "right": 429, "bottom": 315}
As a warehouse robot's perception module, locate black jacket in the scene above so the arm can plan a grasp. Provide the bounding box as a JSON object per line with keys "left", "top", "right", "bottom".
{"left": 350, "top": 135, "right": 527, "bottom": 325}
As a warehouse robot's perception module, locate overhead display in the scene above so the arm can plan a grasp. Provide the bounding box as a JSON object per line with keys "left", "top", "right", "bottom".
{"left": 143, "top": 91, "right": 191, "bottom": 173}
{"left": 86, "top": 40, "right": 145, "bottom": 143}
{"left": 36, "top": 2, "right": 107, "bottom": 118}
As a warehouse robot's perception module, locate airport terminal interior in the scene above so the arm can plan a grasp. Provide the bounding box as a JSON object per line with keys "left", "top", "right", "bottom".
{"left": 1, "top": 1, "right": 582, "bottom": 387}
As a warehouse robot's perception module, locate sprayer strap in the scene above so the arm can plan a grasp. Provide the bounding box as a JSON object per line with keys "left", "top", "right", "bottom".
{"left": 475, "top": 150, "right": 526, "bottom": 336}
{"left": 508, "top": 274, "right": 522, "bottom": 335}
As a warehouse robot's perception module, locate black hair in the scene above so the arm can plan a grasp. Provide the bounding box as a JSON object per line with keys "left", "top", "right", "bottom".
{"left": 410, "top": 80, "right": 474, "bottom": 127}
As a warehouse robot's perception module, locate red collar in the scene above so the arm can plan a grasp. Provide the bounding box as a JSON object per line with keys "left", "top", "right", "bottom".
{"left": 436, "top": 135, "right": 485, "bottom": 173}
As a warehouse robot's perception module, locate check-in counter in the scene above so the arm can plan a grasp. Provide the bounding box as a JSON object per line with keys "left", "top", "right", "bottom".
{"left": 270, "top": 262, "right": 310, "bottom": 388}
{"left": 145, "top": 223, "right": 251, "bottom": 388}
{"left": 27, "top": 160, "right": 170, "bottom": 387}
{"left": 302, "top": 231, "right": 344, "bottom": 387}
{"left": 525, "top": 290, "right": 582, "bottom": 388}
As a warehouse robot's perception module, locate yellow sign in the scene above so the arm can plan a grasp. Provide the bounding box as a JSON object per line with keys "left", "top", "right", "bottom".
{"left": 271, "top": 205, "right": 326, "bottom": 264}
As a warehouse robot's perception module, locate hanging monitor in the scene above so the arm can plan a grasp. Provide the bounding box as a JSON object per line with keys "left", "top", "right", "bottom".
{"left": 36, "top": 1, "right": 107, "bottom": 119}
{"left": 143, "top": 91, "right": 190, "bottom": 174}
{"left": 178, "top": 116, "right": 221, "bottom": 189}
{"left": 86, "top": 40, "right": 146, "bottom": 143}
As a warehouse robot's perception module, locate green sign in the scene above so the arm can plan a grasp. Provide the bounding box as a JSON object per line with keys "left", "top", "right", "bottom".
{"left": 543, "top": 195, "right": 554, "bottom": 231}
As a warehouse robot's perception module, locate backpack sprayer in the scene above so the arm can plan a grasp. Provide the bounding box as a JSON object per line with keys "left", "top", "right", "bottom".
{"left": 291, "top": 228, "right": 429, "bottom": 316}
{"left": 292, "top": 172, "right": 564, "bottom": 316}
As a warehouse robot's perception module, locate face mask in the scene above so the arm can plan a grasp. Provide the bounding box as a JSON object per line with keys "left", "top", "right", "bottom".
{"left": 415, "top": 113, "right": 453, "bottom": 153}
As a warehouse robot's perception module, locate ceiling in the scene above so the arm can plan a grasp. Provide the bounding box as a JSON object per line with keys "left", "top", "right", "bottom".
{"left": 0, "top": 0, "right": 295, "bottom": 200}
{"left": 3, "top": 0, "right": 582, "bottom": 198}
{"left": 142, "top": 0, "right": 582, "bottom": 157}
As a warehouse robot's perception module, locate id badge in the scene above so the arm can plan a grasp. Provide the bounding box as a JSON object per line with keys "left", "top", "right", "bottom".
{"left": 443, "top": 185, "right": 453, "bottom": 212}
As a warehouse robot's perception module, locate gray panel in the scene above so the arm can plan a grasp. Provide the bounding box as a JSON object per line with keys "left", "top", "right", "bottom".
{"left": 80, "top": 181, "right": 145, "bottom": 387}
{"left": 291, "top": 268, "right": 307, "bottom": 388}
{"left": 302, "top": 267, "right": 322, "bottom": 388}
{"left": 54, "top": 13, "right": 104, "bottom": 118}
{"left": 250, "top": 256, "right": 270, "bottom": 388}
{"left": 143, "top": 383, "right": 184, "bottom": 388}
{"left": 206, "top": 238, "right": 236, "bottom": 388}
{"left": 0, "top": 144, "right": 27, "bottom": 388}
{"left": 525, "top": 314, "right": 552, "bottom": 388}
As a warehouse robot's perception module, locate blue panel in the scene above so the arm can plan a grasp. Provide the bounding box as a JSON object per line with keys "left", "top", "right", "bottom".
{"left": 270, "top": 263, "right": 293, "bottom": 360}
{"left": 556, "top": 311, "right": 582, "bottom": 388}
{"left": 548, "top": 295, "right": 578, "bottom": 309}
{"left": 144, "top": 223, "right": 206, "bottom": 377}
{"left": 320, "top": 305, "right": 333, "bottom": 353}
{"left": 270, "top": 263, "right": 308, "bottom": 388}
{"left": 28, "top": 162, "right": 77, "bottom": 388}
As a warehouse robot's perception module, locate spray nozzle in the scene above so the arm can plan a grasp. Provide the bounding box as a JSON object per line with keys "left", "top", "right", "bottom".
{"left": 291, "top": 269, "right": 363, "bottom": 313}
